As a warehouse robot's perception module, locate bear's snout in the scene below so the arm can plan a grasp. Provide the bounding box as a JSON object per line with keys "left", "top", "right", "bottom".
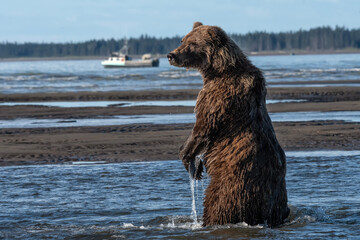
{"left": 167, "top": 53, "right": 176, "bottom": 64}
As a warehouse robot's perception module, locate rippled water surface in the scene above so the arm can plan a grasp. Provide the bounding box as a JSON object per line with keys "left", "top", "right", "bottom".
{"left": 1, "top": 111, "right": 360, "bottom": 129}
{"left": 1, "top": 151, "right": 359, "bottom": 239}
{"left": 0, "top": 99, "right": 303, "bottom": 108}
{"left": 1, "top": 54, "right": 359, "bottom": 94}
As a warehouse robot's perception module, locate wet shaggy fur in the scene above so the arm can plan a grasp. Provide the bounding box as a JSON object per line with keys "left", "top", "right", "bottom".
{"left": 168, "top": 22, "right": 290, "bottom": 227}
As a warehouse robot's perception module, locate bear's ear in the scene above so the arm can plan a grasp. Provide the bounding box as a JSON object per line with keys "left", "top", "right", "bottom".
{"left": 193, "top": 22, "right": 203, "bottom": 29}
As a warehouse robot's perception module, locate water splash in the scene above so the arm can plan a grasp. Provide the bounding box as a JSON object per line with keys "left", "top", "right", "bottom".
{"left": 189, "top": 175, "right": 198, "bottom": 225}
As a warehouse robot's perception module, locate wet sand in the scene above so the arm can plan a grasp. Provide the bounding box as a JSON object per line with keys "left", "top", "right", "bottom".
{"left": 1, "top": 86, "right": 360, "bottom": 166}
{"left": 1, "top": 86, "right": 360, "bottom": 102}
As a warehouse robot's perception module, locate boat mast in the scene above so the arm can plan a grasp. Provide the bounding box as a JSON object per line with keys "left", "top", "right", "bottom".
{"left": 120, "top": 38, "right": 129, "bottom": 55}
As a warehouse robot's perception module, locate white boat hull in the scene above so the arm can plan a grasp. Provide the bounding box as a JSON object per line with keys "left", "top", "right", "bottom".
{"left": 101, "top": 58, "right": 159, "bottom": 68}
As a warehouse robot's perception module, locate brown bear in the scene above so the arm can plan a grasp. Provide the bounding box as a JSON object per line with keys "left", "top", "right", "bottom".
{"left": 167, "top": 22, "right": 289, "bottom": 227}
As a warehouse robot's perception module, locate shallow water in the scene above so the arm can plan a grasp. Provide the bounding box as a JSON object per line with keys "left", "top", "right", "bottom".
{"left": 1, "top": 54, "right": 359, "bottom": 94}
{"left": 0, "top": 150, "right": 359, "bottom": 239}
{"left": 0, "top": 99, "right": 304, "bottom": 108}
{"left": 0, "top": 100, "right": 197, "bottom": 108}
{"left": 257, "top": 54, "right": 360, "bottom": 83}
{"left": 1, "top": 111, "right": 360, "bottom": 129}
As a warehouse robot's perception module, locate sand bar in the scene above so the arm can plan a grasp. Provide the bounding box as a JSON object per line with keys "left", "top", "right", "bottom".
{"left": 1, "top": 86, "right": 360, "bottom": 102}
{"left": 1, "top": 86, "right": 359, "bottom": 166}
{"left": 1, "top": 121, "right": 359, "bottom": 166}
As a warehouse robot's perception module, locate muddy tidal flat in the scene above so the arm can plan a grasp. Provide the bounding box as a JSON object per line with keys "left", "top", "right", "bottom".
{"left": 1, "top": 86, "right": 360, "bottom": 166}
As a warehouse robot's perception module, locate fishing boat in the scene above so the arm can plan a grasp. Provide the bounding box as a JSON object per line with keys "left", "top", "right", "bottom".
{"left": 101, "top": 41, "right": 159, "bottom": 68}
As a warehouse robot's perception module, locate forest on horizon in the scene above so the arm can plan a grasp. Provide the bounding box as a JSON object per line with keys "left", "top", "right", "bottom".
{"left": 0, "top": 26, "right": 359, "bottom": 58}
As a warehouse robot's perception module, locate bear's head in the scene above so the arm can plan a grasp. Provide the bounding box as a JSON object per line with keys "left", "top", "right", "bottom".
{"left": 168, "top": 22, "right": 243, "bottom": 73}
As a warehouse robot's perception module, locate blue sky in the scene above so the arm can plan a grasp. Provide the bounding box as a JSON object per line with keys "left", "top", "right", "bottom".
{"left": 1, "top": 0, "right": 359, "bottom": 43}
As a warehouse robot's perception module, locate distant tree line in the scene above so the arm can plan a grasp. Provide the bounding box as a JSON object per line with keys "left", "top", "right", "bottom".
{"left": 231, "top": 26, "right": 360, "bottom": 52}
{"left": 0, "top": 26, "right": 359, "bottom": 58}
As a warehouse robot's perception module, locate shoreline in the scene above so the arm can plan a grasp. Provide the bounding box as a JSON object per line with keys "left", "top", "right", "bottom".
{"left": 0, "top": 49, "right": 359, "bottom": 62}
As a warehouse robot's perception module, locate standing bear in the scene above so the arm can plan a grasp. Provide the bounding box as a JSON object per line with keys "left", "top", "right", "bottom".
{"left": 168, "top": 22, "right": 289, "bottom": 227}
